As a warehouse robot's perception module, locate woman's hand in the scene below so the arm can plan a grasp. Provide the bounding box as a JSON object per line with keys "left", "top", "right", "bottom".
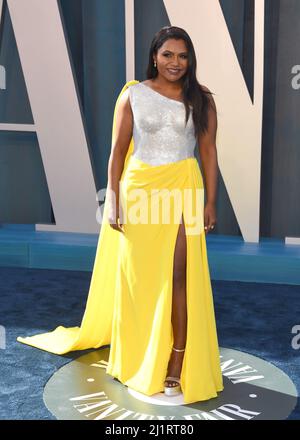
{"left": 107, "top": 201, "right": 124, "bottom": 233}
{"left": 204, "top": 202, "right": 217, "bottom": 234}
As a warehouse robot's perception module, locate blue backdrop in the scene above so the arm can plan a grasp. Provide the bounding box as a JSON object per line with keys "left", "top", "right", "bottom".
{"left": 0, "top": 0, "right": 299, "bottom": 239}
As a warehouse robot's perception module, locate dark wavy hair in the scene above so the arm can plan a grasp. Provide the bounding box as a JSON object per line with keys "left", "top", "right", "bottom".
{"left": 146, "top": 26, "right": 215, "bottom": 139}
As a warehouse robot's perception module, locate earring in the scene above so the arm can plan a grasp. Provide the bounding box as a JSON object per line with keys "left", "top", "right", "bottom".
{"left": 154, "top": 60, "right": 157, "bottom": 68}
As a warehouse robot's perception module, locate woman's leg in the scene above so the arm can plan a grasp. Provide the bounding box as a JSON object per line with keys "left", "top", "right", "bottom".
{"left": 165, "top": 214, "right": 187, "bottom": 387}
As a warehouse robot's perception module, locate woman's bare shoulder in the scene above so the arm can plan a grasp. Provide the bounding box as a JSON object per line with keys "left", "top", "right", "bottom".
{"left": 117, "top": 87, "right": 133, "bottom": 116}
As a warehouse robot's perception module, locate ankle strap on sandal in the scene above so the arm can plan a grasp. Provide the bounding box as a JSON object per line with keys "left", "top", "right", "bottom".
{"left": 172, "top": 347, "right": 185, "bottom": 352}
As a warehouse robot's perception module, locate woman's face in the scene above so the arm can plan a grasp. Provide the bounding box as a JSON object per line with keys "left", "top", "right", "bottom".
{"left": 154, "top": 38, "right": 189, "bottom": 82}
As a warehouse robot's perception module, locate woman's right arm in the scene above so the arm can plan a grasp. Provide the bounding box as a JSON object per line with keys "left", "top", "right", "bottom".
{"left": 107, "top": 88, "right": 133, "bottom": 232}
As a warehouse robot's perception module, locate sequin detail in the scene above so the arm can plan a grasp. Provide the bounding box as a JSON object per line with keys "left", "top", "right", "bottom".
{"left": 128, "top": 82, "right": 197, "bottom": 166}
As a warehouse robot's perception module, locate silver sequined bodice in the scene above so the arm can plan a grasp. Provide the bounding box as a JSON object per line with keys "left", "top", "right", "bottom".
{"left": 128, "top": 82, "right": 197, "bottom": 166}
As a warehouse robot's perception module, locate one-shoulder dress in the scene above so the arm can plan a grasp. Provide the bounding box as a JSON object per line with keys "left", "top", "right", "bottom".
{"left": 17, "top": 79, "right": 224, "bottom": 404}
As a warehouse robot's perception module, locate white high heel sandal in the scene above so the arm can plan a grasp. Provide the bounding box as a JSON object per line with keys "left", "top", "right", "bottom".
{"left": 164, "top": 346, "right": 185, "bottom": 396}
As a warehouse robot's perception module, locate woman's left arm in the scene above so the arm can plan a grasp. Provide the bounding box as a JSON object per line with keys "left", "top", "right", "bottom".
{"left": 198, "top": 86, "right": 218, "bottom": 234}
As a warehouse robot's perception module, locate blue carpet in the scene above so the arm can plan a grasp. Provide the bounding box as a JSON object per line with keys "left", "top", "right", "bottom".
{"left": 0, "top": 266, "right": 299, "bottom": 420}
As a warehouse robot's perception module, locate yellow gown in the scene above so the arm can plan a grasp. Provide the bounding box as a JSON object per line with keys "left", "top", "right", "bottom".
{"left": 17, "top": 79, "right": 224, "bottom": 404}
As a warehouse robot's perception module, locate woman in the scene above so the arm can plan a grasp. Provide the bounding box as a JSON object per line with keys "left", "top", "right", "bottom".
{"left": 17, "top": 26, "right": 224, "bottom": 404}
